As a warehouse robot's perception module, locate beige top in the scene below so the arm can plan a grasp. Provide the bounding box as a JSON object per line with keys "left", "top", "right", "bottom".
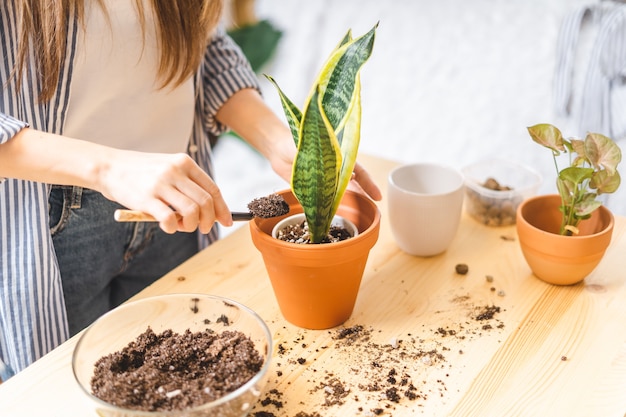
{"left": 64, "top": 0, "right": 194, "bottom": 153}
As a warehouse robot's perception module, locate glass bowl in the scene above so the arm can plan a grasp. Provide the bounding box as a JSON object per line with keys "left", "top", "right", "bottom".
{"left": 462, "top": 158, "right": 542, "bottom": 226}
{"left": 72, "top": 293, "right": 272, "bottom": 417}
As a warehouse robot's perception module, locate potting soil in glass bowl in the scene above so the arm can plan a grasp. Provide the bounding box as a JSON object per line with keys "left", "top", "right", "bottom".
{"left": 72, "top": 293, "right": 272, "bottom": 417}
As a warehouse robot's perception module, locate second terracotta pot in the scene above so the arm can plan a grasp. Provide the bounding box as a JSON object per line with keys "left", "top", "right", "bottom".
{"left": 249, "top": 189, "right": 381, "bottom": 329}
{"left": 516, "top": 194, "right": 614, "bottom": 285}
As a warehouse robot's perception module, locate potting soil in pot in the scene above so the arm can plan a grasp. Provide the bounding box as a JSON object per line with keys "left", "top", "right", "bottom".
{"left": 90, "top": 327, "right": 263, "bottom": 411}
{"left": 275, "top": 220, "right": 353, "bottom": 244}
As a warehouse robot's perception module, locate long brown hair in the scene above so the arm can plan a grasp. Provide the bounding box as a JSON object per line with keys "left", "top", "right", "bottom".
{"left": 13, "top": 0, "right": 223, "bottom": 102}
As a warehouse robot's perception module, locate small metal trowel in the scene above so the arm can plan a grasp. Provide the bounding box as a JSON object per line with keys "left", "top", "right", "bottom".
{"left": 114, "top": 193, "right": 289, "bottom": 223}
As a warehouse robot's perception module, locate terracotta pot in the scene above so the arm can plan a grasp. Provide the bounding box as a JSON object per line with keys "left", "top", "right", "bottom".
{"left": 249, "top": 189, "right": 381, "bottom": 329}
{"left": 516, "top": 194, "right": 614, "bottom": 285}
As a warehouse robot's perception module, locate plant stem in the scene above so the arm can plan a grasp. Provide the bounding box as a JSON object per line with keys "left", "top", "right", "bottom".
{"left": 553, "top": 153, "right": 570, "bottom": 235}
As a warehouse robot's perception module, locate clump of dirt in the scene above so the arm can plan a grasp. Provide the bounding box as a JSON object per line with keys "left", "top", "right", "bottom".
{"left": 317, "top": 377, "right": 350, "bottom": 406}
{"left": 455, "top": 263, "right": 469, "bottom": 275}
{"left": 90, "top": 327, "right": 263, "bottom": 411}
{"left": 248, "top": 194, "right": 290, "bottom": 218}
{"left": 482, "top": 177, "right": 513, "bottom": 192}
{"left": 259, "top": 388, "right": 284, "bottom": 409}
{"left": 474, "top": 305, "right": 501, "bottom": 321}
{"left": 335, "top": 324, "right": 369, "bottom": 344}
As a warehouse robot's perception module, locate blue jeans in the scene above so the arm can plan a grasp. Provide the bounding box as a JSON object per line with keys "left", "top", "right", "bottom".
{"left": 49, "top": 186, "right": 199, "bottom": 335}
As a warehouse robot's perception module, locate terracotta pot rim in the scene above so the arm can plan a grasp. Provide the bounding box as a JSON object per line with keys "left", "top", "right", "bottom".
{"left": 516, "top": 194, "right": 614, "bottom": 285}
{"left": 517, "top": 194, "right": 614, "bottom": 239}
{"left": 250, "top": 189, "right": 381, "bottom": 251}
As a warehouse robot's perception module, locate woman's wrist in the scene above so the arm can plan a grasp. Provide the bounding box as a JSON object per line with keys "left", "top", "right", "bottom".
{"left": 0, "top": 127, "right": 113, "bottom": 191}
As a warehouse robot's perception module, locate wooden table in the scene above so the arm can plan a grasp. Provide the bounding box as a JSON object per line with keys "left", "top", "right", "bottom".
{"left": 2, "top": 154, "right": 626, "bottom": 417}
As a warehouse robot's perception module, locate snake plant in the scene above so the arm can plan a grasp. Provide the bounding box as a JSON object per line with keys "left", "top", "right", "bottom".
{"left": 527, "top": 123, "right": 622, "bottom": 235}
{"left": 265, "top": 24, "right": 377, "bottom": 243}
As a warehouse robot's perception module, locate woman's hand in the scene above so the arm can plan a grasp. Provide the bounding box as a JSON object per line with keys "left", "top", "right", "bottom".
{"left": 0, "top": 128, "right": 232, "bottom": 234}
{"left": 98, "top": 150, "right": 233, "bottom": 234}
{"left": 266, "top": 134, "right": 383, "bottom": 202}
{"left": 349, "top": 161, "right": 382, "bottom": 201}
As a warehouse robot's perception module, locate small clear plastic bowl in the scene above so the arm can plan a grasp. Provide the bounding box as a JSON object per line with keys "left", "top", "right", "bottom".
{"left": 462, "top": 158, "right": 542, "bottom": 226}
{"left": 72, "top": 293, "right": 272, "bottom": 417}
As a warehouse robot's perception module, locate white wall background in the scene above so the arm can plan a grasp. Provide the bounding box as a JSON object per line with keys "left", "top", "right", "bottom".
{"left": 214, "top": 0, "right": 624, "bottom": 236}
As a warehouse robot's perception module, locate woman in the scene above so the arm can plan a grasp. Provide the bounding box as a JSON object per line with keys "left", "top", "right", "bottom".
{"left": 0, "top": 0, "right": 381, "bottom": 376}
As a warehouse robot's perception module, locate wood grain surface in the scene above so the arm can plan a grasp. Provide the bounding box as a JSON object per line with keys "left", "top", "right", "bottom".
{"left": 1, "top": 154, "right": 626, "bottom": 417}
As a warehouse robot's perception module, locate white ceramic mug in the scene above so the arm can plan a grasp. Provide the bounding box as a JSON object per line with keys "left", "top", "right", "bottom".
{"left": 388, "top": 163, "right": 464, "bottom": 256}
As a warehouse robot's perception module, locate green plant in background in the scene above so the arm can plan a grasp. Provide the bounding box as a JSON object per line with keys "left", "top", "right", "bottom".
{"left": 265, "top": 24, "right": 377, "bottom": 243}
{"left": 527, "top": 123, "right": 622, "bottom": 236}
{"left": 228, "top": 20, "right": 282, "bottom": 73}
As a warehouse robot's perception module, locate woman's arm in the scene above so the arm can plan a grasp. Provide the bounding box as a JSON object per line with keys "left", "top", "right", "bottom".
{"left": 215, "top": 88, "right": 295, "bottom": 182}
{"left": 197, "top": 29, "right": 381, "bottom": 200}
{"left": 215, "top": 88, "right": 383, "bottom": 201}
{"left": 0, "top": 127, "right": 233, "bottom": 233}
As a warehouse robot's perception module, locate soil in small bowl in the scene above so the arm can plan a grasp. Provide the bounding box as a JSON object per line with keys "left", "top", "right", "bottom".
{"left": 275, "top": 219, "right": 353, "bottom": 244}
{"left": 467, "top": 177, "right": 517, "bottom": 226}
{"left": 482, "top": 177, "right": 513, "bottom": 192}
{"left": 90, "top": 326, "right": 264, "bottom": 412}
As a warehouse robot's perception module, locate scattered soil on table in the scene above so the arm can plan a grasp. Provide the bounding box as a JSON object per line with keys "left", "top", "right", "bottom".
{"left": 475, "top": 305, "right": 501, "bottom": 321}
{"left": 254, "top": 290, "right": 506, "bottom": 416}
{"left": 275, "top": 220, "right": 353, "bottom": 244}
{"left": 90, "top": 327, "right": 264, "bottom": 411}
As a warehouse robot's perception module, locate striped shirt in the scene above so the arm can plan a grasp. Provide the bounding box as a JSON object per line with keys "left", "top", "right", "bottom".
{"left": 554, "top": 1, "right": 626, "bottom": 140}
{"left": 0, "top": 4, "right": 259, "bottom": 375}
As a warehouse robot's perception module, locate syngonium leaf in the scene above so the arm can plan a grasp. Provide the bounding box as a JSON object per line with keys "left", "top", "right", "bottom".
{"left": 584, "top": 132, "right": 622, "bottom": 176}
{"left": 527, "top": 123, "right": 622, "bottom": 235}
{"left": 527, "top": 124, "right": 565, "bottom": 155}
{"left": 556, "top": 178, "right": 574, "bottom": 207}
{"left": 574, "top": 193, "right": 601, "bottom": 217}
{"left": 557, "top": 166, "right": 593, "bottom": 213}
{"left": 591, "top": 169, "right": 621, "bottom": 194}
{"left": 558, "top": 166, "right": 594, "bottom": 187}
{"left": 570, "top": 139, "right": 586, "bottom": 158}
